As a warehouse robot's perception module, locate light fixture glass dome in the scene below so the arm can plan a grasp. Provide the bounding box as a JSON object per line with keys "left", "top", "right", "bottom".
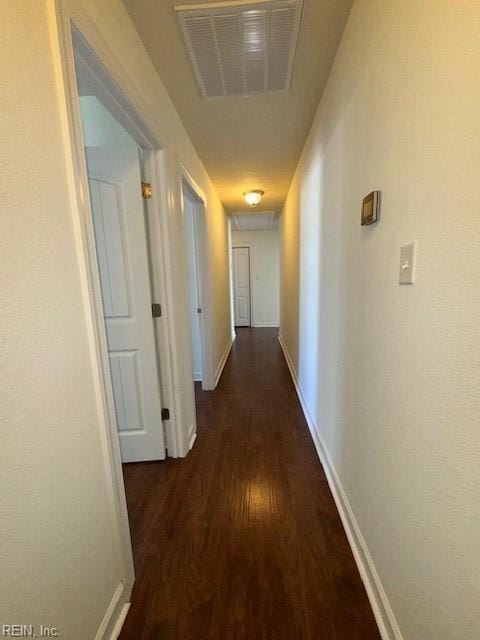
{"left": 243, "top": 190, "right": 264, "bottom": 207}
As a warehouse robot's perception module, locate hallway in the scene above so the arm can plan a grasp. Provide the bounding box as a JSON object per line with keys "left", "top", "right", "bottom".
{"left": 120, "top": 329, "right": 380, "bottom": 639}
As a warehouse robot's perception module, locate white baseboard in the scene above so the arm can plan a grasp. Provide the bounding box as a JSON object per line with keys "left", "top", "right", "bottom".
{"left": 278, "top": 334, "right": 403, "bottom": 640}
{"left": 214, "top": 335, "right": 235, "bottom": 388}
{"left": 188, "top": 421, "right": 197, "bottom": 451}
{"left": 252, "top": 322, "right": 279, "bottom": 328}
{"left": 95, "top": 582, "right": 131, "bottom": 640}
{"left": 109, "top": 603, "right": 130, "bottom": 640}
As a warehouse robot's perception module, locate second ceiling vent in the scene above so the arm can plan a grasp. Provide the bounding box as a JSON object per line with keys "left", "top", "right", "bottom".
{"left": 175, "top": 0, "right": 304, "bottom": 98}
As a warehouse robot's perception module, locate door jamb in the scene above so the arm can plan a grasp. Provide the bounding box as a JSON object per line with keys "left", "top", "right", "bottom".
{"left": 180, "top": 166, "right": 215, "bottom": 391}
{"left": 141, "top": 149, "right": 182, "bottom": 457}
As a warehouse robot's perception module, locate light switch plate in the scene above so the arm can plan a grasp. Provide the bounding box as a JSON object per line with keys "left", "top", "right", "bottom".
{"left": 399, "top": 242, "right": 416, "bottom": 285}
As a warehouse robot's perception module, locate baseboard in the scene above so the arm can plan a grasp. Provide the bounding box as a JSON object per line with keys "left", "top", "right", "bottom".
{"left": 252, "top": 323, "right": 279, "bottom": 328}
{"left": 95, "top": 582, "right": 131, "bottom": 640}
{"left": 188, "top": 421, "right": 197, "bottom": 450}
{"left": 214, "top": 335, "right": 235, "bottom": 388}
{"left": 278, "top": 334, "right": 403, "bottom": 640}
{"left": 108, "top": 603, "right": 130, "bottom": 640}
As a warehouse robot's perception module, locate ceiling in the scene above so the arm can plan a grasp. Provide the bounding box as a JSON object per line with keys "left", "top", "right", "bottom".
{"left": 123, "top": 0, "right": 352, "bottom": 215}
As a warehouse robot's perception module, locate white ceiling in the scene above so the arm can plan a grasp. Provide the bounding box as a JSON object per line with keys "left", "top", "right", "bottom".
{"left": 123, "top": 0, "right": 353, "bottom": 214}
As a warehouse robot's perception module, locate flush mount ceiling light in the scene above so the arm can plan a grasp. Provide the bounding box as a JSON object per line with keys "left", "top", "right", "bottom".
{"left": 243, "top": 190, "right": 265, "bottom": 207}
{"left": 175, "top": 0, "right": 304, "bottom": 98}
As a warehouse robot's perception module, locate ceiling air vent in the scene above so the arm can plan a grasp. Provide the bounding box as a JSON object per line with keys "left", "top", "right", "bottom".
{"left": 231, "top": 212, "right": 278, "bottom": 230}
{"left": 175, "top": 0, "right": 304, "bottom": 98}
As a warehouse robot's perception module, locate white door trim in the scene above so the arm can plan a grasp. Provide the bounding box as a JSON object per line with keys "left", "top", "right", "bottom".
{"left": 232, "top": 243, "right": 254, "bottom": 327}
{"left": 179, "top": 165, "right": 216, "bottom": 391}
{"left": 49, "top": 0, "right": 199, "bottom": 633}
{"left": 142, "top": 149, "right": 186, "bottom": 457}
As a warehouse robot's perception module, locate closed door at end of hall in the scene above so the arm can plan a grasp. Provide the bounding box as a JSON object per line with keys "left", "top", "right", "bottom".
{"left": 233, "top": 246, "right": 251, "bottom": 327}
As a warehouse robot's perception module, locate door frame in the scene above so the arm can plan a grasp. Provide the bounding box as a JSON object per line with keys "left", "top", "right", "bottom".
{"left": 50, "top": 0, "right": 200, "bottom": 630}
{"left": 227, "top": 220, "right": 236, "bottom": 341}
{"left": 232, "top": 244, "right": 254, "bottom": 328}
{"left": 180, "top": 168, "right": 215, "bottom": 391}
{"left": 182, "top": 185, "right": 203, "bottom": 383}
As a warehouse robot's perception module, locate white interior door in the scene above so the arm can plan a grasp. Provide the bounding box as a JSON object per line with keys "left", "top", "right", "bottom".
{"left": 184, "top": 197, "right": 203, "bottom": 381}
{"left": 233, "top": 246, "right": 251, "bottom": 327}
{"left": 85, "top": 145, "right": 166, "bottom": 462}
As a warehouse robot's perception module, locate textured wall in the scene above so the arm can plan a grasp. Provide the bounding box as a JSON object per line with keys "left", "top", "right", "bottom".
{"left": 0, "top": 3, "right": 121, "bottom": 636}
{"left": 0, "top": 0, "right": 230, "bottom": 636}
{"left": 280, "top": 1, "right": 480, "bottom": 639}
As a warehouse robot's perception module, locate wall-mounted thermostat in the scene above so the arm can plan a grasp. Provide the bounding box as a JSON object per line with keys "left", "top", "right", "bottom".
{"left": 361, "top": 191, "right": 381, "bottom": 226}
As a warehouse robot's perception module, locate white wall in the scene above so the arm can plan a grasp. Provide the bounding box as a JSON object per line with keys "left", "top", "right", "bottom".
{"left": 0, "top": 0, "right": 230, "bottom": 637}
{"left": 232, "top": 229, "right": 280, "bottom": 327}
{"left": 280, "top": 2, "right": 480, "bottom": 640}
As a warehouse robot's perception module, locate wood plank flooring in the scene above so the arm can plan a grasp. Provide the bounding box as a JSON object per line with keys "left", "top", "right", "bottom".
{"left": 119, "top": 328, "right": 380, "bottom": 640}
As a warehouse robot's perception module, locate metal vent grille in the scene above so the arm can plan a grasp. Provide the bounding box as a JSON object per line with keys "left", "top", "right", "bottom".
{"left": 175, "top": 0, "right": 303, "bottom": 98}
{"left": 231, "top": 212, "right": 278, "bottom": 230}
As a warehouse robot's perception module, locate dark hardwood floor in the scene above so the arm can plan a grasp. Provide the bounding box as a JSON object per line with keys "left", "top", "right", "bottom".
{"left": 119, "top": 328, "right": 380, "bottom": 640}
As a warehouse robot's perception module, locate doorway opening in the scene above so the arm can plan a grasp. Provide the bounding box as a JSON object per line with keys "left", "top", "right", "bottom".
{"left": 75, "top": 44, "right": 167, "bottom": 465}
{"left": 54, "top": 11, "right": 200, "bottom": 624}
{"left": 54, "top": 2, "right": 214, "bottom": 631}
{"left": 80, "top": 107, "right": 166, "bottom": 463}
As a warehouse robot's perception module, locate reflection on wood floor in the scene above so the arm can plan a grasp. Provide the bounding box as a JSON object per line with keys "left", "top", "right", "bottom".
{"left": 119, "top": 328, "right": 380, "bottom": 640}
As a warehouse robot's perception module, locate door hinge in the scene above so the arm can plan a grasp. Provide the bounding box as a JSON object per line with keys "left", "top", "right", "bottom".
{"left": 151, "top": 303, "right": 162, "bottom": 318}
{"left": 161, "top": 408, "right": 170, "bottom": 421}
{"left": 141, "top": 181, "right": 152, "bottom": 199}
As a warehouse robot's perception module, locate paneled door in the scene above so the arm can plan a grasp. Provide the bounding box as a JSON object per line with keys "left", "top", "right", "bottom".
{"left": 85, "top": 146, "right": 166, "bottom": 462}
{"left": 233, "top": 246, "right": 251, "bottom": 327}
